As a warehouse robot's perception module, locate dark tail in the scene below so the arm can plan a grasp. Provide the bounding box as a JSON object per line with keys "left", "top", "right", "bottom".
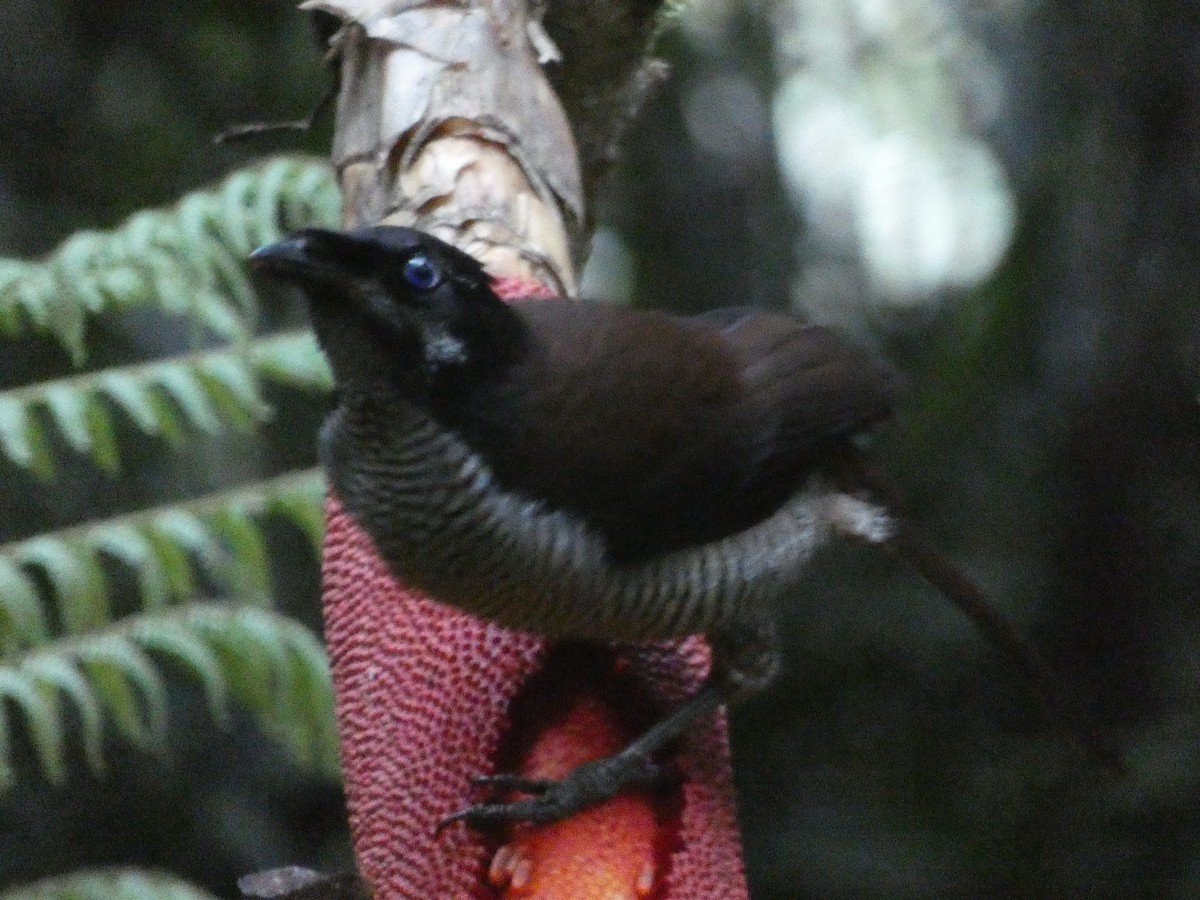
{"left": 833, "top": 446, "right": 1126, "bottom": 776}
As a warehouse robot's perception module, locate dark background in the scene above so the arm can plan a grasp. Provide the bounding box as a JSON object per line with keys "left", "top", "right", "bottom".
{"left": 1, "top": 0, "right": 1198, "bottom": 897}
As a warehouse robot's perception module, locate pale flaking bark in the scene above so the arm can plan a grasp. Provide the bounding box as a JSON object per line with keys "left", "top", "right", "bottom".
{"left": 301, "top": 0, "right": 588, "bottom": 292}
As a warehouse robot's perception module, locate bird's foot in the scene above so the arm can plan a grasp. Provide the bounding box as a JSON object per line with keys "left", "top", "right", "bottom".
{"left": 439, "top": 752, "right": 670, "bottom": 831}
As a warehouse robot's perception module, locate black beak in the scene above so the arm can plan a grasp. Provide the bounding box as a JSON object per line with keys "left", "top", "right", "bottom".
{"left": 249, "top": 229, "right": 364, "bottom": 285}
{"left": 249, "top": 235, "right": 310, "bottom": 277}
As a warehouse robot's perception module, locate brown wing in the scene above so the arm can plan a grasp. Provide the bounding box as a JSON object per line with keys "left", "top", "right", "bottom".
{"left": 708, "top": 308, "right": 902, "bottom": 481}
{"left": 454, "top": 300, "right": 900, "bottom": 561}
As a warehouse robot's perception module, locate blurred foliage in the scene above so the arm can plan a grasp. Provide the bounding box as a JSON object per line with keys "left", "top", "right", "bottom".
{"left": 0, "top": 157, "right": 345, "bottom": 895}
{"left": 0, "top": 869, "right": 220, "bottom": 900}
{"left": 0, "top": 1, "right": 332, "bottom": 257}
{"left": 0, "top": 160, "right": 334, "bottom": 478}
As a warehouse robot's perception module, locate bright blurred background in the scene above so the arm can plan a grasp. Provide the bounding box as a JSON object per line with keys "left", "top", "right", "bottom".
{"left": 1, "top": 0, "right": 1198, "bottom": 897}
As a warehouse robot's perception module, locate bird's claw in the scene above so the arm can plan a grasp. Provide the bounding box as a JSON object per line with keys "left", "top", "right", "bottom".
{"left": 438, "top": 753, "right": 671, "bottom": 833}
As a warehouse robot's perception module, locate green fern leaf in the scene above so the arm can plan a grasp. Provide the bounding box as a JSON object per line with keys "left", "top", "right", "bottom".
{"left": 189, "top": 608, "right": 277, "bottom": 715}
{"left": 78, "top": 635, "right": 170, "bottom": 752}
{"left": 42, "top": 384, "right": 92, "bottom": 455}
{"left": 205, "top": 173, "right": 258, "bottom": 255}
{"left": 207, "top": 506, "right": 271, "bottom": 605}
{"left": 268, "top": 472, "right": 327, "bottom": 553}
{"left": 0, "top": 262, "right": 29, "bottom": 337}
{"left": 181, "top": 605, "right": 335, "bottom": 769}
{"left": 39, "top": 385, "right": 121, "bottom": 475}
{"left": 20, "top": 653, "right": 107, "bottom": 774}
{"left": 0, "top": 604, "right": 335, "bottom": 790}
{"left": 89, "top": 261, "right": 141, "bottom": 311}
{"left": 0, "top": 666, "right": 66, "bottom": 786}
{"left": 0, "top": 396, "right": 54, "bottom": 478}
{"left": 177, "top": 605, "right": 335, "bottom": 772}
{"left": 190, "top": 288, "right": 246, "bottom": 340}
{"left": 0, "top": 867, "right": 222, "bottom": 900}
{"left": 142, "top": 524, "right": 197, "bottom": 602}
{"left": 94, "top": 371, "right": 165, "bottom": 435}
{"left": 0, "top": 331, "right": 328, "bottom": 476}
{"left": 205, "top": 243, "right": 259, "bottom": 318}
{"left": 141, "top": 381, "right": 190, "bottom": 446}
{"left": 153, "top": 365, "right": 222, "bottom": 434}
{"left": 0, "top": 258, "right": 86, "bottom": 360}
{"left": 57, "top": 234, "right": 125, "bottom": 314}
{"left": 0, "top": 158, "right": 338, "bottom": 361}
{"left": 127, "top": 618, "right": 228, "bottom": 725}
{"left": 24, "top": 278, "right": 87, "bottom": 364}
{"left": 279, "top": 623, "right": 341, "bottom": 777}
{"left": 0, "top": 556, "right": 49, "bottom": 655}
{"left": 15, "top": 538, "right": 110, "bottom": 635}
{"left": 83, "top": 392, "right": 121, "bottom": 475}
{"left": 252, "top": 331, "right": 333, "bottom": 391}
{"left": 87, "top": 524, "right": 171, "bottom": 611}
{"left": 153, "top": 267, "right": 247, "bottom": 340}
{"left": 248, "top": 159, "right": 299, "bottom": 248}
{"left": 149, "top": 510, "right": 229, "bottom": 595}
{"left": 195, "top": 354, "right": 271, "bottom": 429}
{"left": 1, "top": 471, "right": 323, "bottom": 637}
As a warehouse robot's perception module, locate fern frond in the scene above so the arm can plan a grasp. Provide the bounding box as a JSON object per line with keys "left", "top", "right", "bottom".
{"left": 0, "top": 470, "right": 326, "bottom": 654}
{"left": 0, "top": 603, "right": 337, "bottom": 790}
{"left": 250, "top": 330, "right": 333, "bottom": 392}
{"left": 181, "top": 605, "right": 338, "bottom": 776}
{"left": 0, "top": 868, "right": 221, "bottom": 900}
{"left": 0, "top": 332, "right": 329, "bottom": 477}
{"left": 0, "top": 556, "right": 50, "bottom": 655}
{"left": 0, "top": 158, "right": 338, "bottom": 362}
{"left": 0, "top": 397, "right": 55, "bottom": 479}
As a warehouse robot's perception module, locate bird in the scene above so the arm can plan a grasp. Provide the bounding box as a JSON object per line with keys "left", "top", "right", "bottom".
{"left": 249, "top": 224, "right": 906, "bottom": 828}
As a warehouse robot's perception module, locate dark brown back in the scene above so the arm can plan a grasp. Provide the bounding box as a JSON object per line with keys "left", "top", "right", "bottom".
{"left": 443, "top": 300, "right": 901, "bottom": 561}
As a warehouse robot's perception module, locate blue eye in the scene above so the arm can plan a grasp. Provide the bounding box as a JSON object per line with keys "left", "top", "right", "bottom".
{"left": 402, "top": 254, "right": 441, "bottom": 291}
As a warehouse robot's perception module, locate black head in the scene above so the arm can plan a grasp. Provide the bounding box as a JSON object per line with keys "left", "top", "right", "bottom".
{"left": 250, "top": 226, "right": 524, "bottom": 398}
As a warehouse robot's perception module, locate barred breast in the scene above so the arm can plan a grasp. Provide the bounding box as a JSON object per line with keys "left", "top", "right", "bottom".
{"left": 320, "top": 393, "right": 862, "bottom": 643}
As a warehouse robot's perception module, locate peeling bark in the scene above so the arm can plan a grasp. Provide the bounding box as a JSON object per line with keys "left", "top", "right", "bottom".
{"left": 302, "top": 0, "right": 584, "bottom": 289}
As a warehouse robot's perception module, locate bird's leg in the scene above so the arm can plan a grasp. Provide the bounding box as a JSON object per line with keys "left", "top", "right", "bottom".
{"left": 440, "top": 610, "right": 779, "bottom": 831}
{"left": 440, "top": 680, "right": 723, "bottom": 830}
